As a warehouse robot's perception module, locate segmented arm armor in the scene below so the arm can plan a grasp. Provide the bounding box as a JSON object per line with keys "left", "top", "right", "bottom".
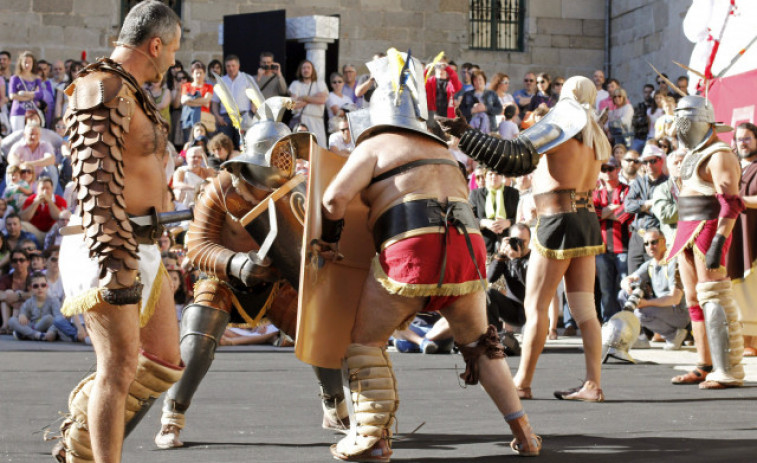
{"left": 457, "top": 129, "right": 541, "bottom": 177}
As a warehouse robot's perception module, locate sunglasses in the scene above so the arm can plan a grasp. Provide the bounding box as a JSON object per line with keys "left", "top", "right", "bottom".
{"left": 643, "top": 239, "right": 659, "bottom": 246}
{"left": 12, "top": 258, "right": 27, "bottom": 263}
{"left": 737, "top": 137, "right": 753, "bottom": 143}
{"left": 601, "top": 165, "right": 617, "bottom": 173}
{"left": 32, "top": 282, "right": 47, "bottom": 289}
{"left": 21, "top": 169, "right": 32, "bottom": 174}
{"left": 623, "top": 158, "right": 641, "bottom": 164}
{"left": 537, "top": 80, "right": 547, "bottom": 84}
{"left": 613, "top": 96, "right": 624, "bottom": 99}
{"left": 554, "top": 82, "right": 564, "bottom": 86}
{"left": 524, "top": 79, "right": 534, "bottom": 83}
{"left": 48, "top": 256, "right": 58, "bottom": 262}
{"left": 642, "top": 158, "right": 660, "bottom": 165}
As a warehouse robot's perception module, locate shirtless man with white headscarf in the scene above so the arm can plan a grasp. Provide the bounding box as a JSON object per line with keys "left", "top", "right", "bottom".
{"left": 443, "top": 76, "right": 611, "bottom": 402}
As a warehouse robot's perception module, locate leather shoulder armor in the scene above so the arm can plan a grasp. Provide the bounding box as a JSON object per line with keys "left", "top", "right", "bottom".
{"left": 65, "top": 71, "right": 125, "bottom": 112}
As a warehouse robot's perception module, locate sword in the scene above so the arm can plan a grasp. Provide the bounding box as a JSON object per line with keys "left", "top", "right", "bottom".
{"left": 60, "top": 208, "right": 195, "bottom": 236}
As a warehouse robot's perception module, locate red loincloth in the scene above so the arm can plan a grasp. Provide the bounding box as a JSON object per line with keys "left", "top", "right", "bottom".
{"left": 373, "top": 228, "right": 486, "bottom": 312}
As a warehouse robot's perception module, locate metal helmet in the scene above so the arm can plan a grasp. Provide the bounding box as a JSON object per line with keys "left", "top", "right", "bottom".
{"left": 601, "top": 310, "right": 641, "bottom": 364}
{"left": 351, "top": 49, "right": 446, "bottom": 147}
{"left": 674, "top": 95, "right": 732, "bottom": 150}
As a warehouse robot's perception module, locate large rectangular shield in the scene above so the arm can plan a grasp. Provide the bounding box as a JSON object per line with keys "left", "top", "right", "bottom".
{"left": 296, "top": 146, "right": 374, "bottom": 369}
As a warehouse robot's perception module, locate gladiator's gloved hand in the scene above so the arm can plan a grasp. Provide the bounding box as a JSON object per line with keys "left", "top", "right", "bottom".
{"left": 438, "top": 109, "right": 470, "bottom": 139}
{"left": 228, "top": 252, "right": 277, "bottom": 287}
{"left": 705, "top": 233, "right": 726, "bottom": 270}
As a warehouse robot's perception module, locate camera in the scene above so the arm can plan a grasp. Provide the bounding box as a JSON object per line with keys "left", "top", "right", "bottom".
{"left": 506, "top": 237, "right": 523, "bottom": 252}
{"left": 261, "top": 64, "right": 279, "bottom": 71}
{"left": 623, "top": 282, "right": 651, "bottom": 311}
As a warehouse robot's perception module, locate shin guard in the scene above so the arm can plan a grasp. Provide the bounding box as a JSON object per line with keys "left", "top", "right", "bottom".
{"left": 698, "top": 280, "right": 744, "bottom": 385}
{"left": 58, "top": 374, "right": 96, "bottom": 462}
{"left": 334, "top": 344, "right": 398, "bottom": 458}
{"left": 123, "top": 352, "right": 184, "bottom": 436}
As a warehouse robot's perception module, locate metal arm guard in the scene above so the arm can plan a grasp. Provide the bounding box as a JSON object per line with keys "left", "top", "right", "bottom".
{"left": 698, "top": 280, "right": 745, "bottom": 385}
{"left": 458, "top": 129, "right": 541, "bottom": 177}
{"left": 64, "top": 59, "right": 168, "bottom": 288}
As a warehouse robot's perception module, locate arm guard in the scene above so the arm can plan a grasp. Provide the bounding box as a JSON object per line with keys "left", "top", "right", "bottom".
{"left": 457, "top": 129, "right": 541, "bottom": 177}
{"left": 64, "top": 71, "right": 139, "bottom": 288}
{"left": 717, "top": 193, "right": 745, "bottom": 219}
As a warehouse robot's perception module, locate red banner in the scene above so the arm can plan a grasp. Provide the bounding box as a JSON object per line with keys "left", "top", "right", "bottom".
{"left": 708, "top": 68, "right": 757, "bottom": 144}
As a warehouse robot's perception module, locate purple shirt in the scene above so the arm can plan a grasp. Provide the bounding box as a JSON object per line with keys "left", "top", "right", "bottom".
{"left": 9, "top": 76, "right": 43, "bottom": 117}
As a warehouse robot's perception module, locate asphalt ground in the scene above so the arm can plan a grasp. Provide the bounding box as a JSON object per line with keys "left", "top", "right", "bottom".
{"left": 1, "top": 333, "right": 756, "bottom": 463}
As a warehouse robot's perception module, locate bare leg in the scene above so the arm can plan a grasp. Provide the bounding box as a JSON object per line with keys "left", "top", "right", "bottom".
{"left": 351, "top": 275, "right": 424, "bottom": 345}
{"left": 85, "top": 304, "right": 140, "bottom": 463}
{"left": 513, "top": 252, "right": 570, "bottom": 389}
{"left": 564, "top": 256, "right": 602, "bottom": 387}
{"left": 0, "top": 301, "right": 10, "bottom": 331}
{"left": 392, "top": 328, "right": 425, "bottom": 345}
{"left": 678, "top": 251, "right": 711, "bottom": 365}
{"left": 140, "top": 277, "right": 181, "bottom": 364}
{"left": 425, "top": 317, "right": 452, "bottom": 341}
{"left": 548, "top": 290, "right": 561, "bottom": 339}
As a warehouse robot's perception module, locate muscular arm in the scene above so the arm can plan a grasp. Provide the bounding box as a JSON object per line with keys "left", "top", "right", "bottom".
{"left": 322, "top": 144, "right": 376, "bottom": 220}
{"left": 709, "top": 150, "right": 742, "bottom": 238}
{"left": 639, "top": 287, "right": 683, "bottom": 309}
{"left": 302, "top": 90, "right": 328, "bottom": 106}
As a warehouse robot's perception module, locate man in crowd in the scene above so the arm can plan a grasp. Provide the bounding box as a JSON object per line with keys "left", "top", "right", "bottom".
{"left": 4, "top": 213, "right": 39, "bottom": 251}
{"left": 486, "top": 223, "right": 532, "bottom": 332}
{"left": 8, "top": 270, "right": 59, "bottom": 341}
{"left": 447, "top": 76, "right": 610, "bottom": 402}
{"left": 727, "top": 122, "right": 757, "bottom": 357}
{"left": 255, "top": 51, "right": 288, "bottom": 100}
{"left": 0, "top": 50, "right": 10, "bottom": 106}
{"left": 624, "top": 143, "right": 668, "bottom": 274}
{"left": 53, "top": 2, "right": 185, "bottom": 461}
{"left": 469, "top": 169, "right": 519, "bottom": 255}
{"left": 631, "top": 84, "right": 655, "bottom": 152}
{"left": 619, "top": 228, "right": 689, "bottom": 350}
{"left": 210, "top": 54, "right": 255, "bottom": 149}
{"left": 341, "top": 63, "right": 362, "bottom": 108}
{"left": 327, "top": 116, "right": 354, "bottom": 157}
{"left": 19, "top": 176, "right": 66, "bottom": 244}
{"left": 8, "top": 123, "right": 59, "bottom": 189}
{"left": 425, "top": 57, "right": 462, "bottom": 122}
{"left": 665, "top": 96, "right": 744, "bottom": 390}
{"left": 652, "top": 149, "right": 686, "bottom": 246}
{"left": 593, "top": 157, "right": 632, "bottom": 322}
{"left": 513, "top": 71, "right": 537, "bottom": 114}
{"left": 320, "top": 52, "right": 540, "bottom": 461}
{"left": 619, "top": 148, "right": 641, "bottom": 185}
{"left": 593, "top": 69, "right": 608, "bottom": 110}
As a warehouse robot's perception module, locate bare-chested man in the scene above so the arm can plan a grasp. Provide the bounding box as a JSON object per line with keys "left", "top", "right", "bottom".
{"left": 320, "top": 52, "right": 540, "bottom": 462}
{"left": 53, "top": 2, "right": 184, "bottom": 462}
{"left": 444, "top": 76, "right": 611, "bottom": 402}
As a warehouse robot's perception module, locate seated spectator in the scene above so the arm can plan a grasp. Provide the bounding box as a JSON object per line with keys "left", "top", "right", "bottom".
{"left": 393, "top": 313, "right": 454, "bottom": 354}
{"left": 7, "top": 123, "right": 59, "bottom": 190}
{"left": 515, "top": 174, "right": 536, "bottom": 227}
{"left": 469, "top": 169, "right": 519, "bottom": 255}
{"left": 165, "top": 263, "right": 188, "bottom": 321}
{"left": 4, "top": 165, "right": 33, "bottom": 214}
{"left": 28, "top": 249, "right": 45, "bottom": 272}
{"left": 19, "top": 238, "right": 39, "bottom": 253}
{"left": 43, "top": 209, "right": 70, "bottom": 250}
{"left": 0, "top": 233, "right": 10, "bottom": 271}
{"left": 0, "top": 248, "right": 32, "bottom": 333}
{"left": 173, "top": 147, "right": 213, "bottom": 205}
{"left": 619, "top": 229, "right": 689, "bottom": 350}
{"left": 654, "top": 96, "right": 676, "bottom": 140}
{"left": 180, "top": 122, "right": 209, "bottom": 158}
{"left": 44, "top": 246, "right": 64, "bottom": 302}
{"left": 486, "top": 224, "right": 531, "bottom": 332}
{"left": 497, "top": 104, "right": 519, "bottom": 140}
{"left": 8, "top": 270, "right": 58, "bottom": 341}
{"left": 207, "top": 133, "right": 240, "bottom": 170}
{"left": 4, "top": 213, "right": 39, "bottom": 252}
{"left": 19, "top": 176, "right": 66, "bottom": 244}
{"left": 220, "top": 322, "right": 281, "bottom": 346}
{"left": 0, "top": 198, "right": 8, "bottom": 232}
{"left": 19, "top": 162, "right": 38, "bottom": 193}
{"left": 328, "top": 117, "right": 354, "bottom": 157}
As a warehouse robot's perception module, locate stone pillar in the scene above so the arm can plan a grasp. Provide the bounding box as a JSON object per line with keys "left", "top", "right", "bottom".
{"left": 286, "top": 15, "right": 340, "bottom": 84}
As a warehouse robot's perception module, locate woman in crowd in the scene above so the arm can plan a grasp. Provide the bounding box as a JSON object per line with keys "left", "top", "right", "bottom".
{"left": 0, "top": 232, "right": 10, "bottom": 272}
{"left": 166, "top": 263, "right": 189, "bottom": 321}
{"left": 207, "top": 133, "right": 240, "bottom": 170}
{"left": 489, "top": 72, "right": 514, "bottom": 109}
{"left": 646, "top": 90, "right": 664, "bottom": 140}
{"left": 526, "top": 72, "right": 557, "bottom": 111}
{"left": 606, "top": 88, "right": 634, "bottom": 147}
{"left": 168, "top": 67, "right": 188, "bottom": 149}
{"left": 0, "top": 248, "right": 32, "bottom": 334}
{"left": 181, "top": 122, "right": 209, "bottom": 158}
{"left": 181, "top": 61, "right": 214, "bottom": 143}
{"left": 146, "top": 74, "right": 172, "bottom": 128}
{"left": 326, "top": 72, "right": 353, "bottom": 134}
{"left": 206, "top": 59, "right": 223, "bottom": 84}
{"left": 54, "top": 61, "right": 82, "bottom": 120}
{"left": 654, "top": 96, "right": 677, "bottom": 140}
{"left": 37, "top": 60, "right": 56, "bottom": 129}
{"left": 458, "top": 70, "right": 502, "bottom": 133}
{"left": 8, "top": 51, "right": 44, "bottom": 132}
{"left": 289, "top": 60, "right": 328, "bottom": 146}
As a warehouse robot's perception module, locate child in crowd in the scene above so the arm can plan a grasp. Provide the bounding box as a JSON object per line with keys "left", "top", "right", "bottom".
{"left": 3, "top": 165, "right": 33, "bottom": 213}
{"left": 29, "top": 251, "right": 45, "bottom": 272}
{"left": 9, "top": 271, "right": 58, "bottom": 341}
{"left": 166, "top": 263, "right": 188, "bottom": 321}
{"left": 498, "top": 104, "right": 520, "bottom": 140}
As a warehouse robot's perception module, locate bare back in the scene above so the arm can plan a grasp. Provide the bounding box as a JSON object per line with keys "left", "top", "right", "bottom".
{"left": 532, "top": 138, "right": 601, "bottom": 195}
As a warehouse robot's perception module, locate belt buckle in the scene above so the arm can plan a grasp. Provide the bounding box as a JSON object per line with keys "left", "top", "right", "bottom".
{"left": 570, "top": 190, "right": 577, "bottom": 212}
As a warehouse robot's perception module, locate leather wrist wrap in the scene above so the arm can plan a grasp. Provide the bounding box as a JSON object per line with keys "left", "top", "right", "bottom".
{"left": 321, "top": 216, "right": 344, "bottom": 243}
{"left": 101, "top": 283, "right": 144, "bottom": 305}
{"left": 458, "top": 129, "right": 540, "bottom": 177}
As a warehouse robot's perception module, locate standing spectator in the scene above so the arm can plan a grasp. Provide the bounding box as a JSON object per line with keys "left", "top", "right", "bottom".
{"left": 651, "top": 149, "right": 685, "bottom": 246}
{"left": 180, "top": 61, "right": 214, "bottom": 143}
{"left": 36, "top": 59, "right": 56, "bottom": 129}
{"left": 341, "top": 64, "right": 362, "bottom": 108}
{"left": 51, "top": 60, "right": 67, "bottom": 97}
{"left": 205, "top": 59, "right": 223, "bottom": 85}
{"left": 3, "top": 165, "right": 33, "bottom": 213}
{"left": 489, "top": 72, "right": 514, "bottom": 109}
{"left": 458, "top": 62, "right": 475, "bottom": 93}
{"left": 593, "top": 157, "right": 632, "bottom": 322}
{"left": 328, "top": 117, "right": 354, "bottom": 157}
{"left": 459, "top": 70, "right": 502, "bottom": 133}
{"left": 624, "top": 143, "right": 668, "bottom": 274}
{"left": 169, "top": 70, "right": 189, "bottom": 149}
{"left": 612, "top": 143, "right": 628, "bottom": 162}
{"left": 289, "top": 60, "right": 328, "bottom": 147}
{"left": 498, "top": 105, "right": 519, "bottom": 140}
{"left": 206, "top": 133, "right": 240, "bottom": 171}
{"left": 255, "top": 52, "right": 288, "bottom": 100}
{"left": 515, "top": 174, "right": 536, "bottom": 227}
{"left": 425, "top": 58, "right": 462, "bottom": 120}
{"left": 675, "top": 76, "right": 690, "bottom": 99}
{"left": 592, "top": 69, "right": 608, "bottom": 111}
{"left": 619, "top": 149, "right": 641, "bottom": 186}
{"left": 7, "top": 123, "right": 58, "bottom": 190}
{"left": 54, "top": 60, "right": 82, "bottom": 120}
{"left": 654, "top": 96, "right": 677, "bottom": 140}
{"left": 631, "top": 84, "right": 655, "bottom": 151}
{"left": 0, "top": 247, "right": 32, "bottom": 334}
{"left": 606, "top": 88, "right": 634, "bottom": 148}
{"left": 526, "top": 73, "right": 557, "bottom": 111}
{"left": 326, "top": 72, "right": 353, "bottom": 133}
{"left": 597, "top": 78, "right": 620, "bottom": 112}
{"left": 19, "top": 176, "right": 66, "bottom": 244}
{"left": 8, "top": 51, "right": 44, "bottom": 132}
{"left": 469, "top": 169, "right": 519, "bottom": 255}
{"left": 8, "top": 270, "right": 58, "bottom": 341}
{"left": 43, "top": 209, "right": 71, "bottom": 251}
{"left": 727, "top": 122, "right": 757, "bottom": 356}
{"left": 146, "top": 75, "right": 172, "bottom": 128}
{"left": 512, "top": 72, "right": 537, "bottom": 114}
{"left": 211, "top": 54, "right": 255, "bottom": 150}
{"left": 646, "top": 90, "right": 664, "bottom": 140}
{"left": 0, "top": 50, "right": 11, "bottom": 108}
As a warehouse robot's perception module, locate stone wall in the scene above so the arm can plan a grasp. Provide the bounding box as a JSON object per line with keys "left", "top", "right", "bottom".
{"left": 0, "top": 0, "right": 608, "bottom": 92}
{"left": 609, "top": 0, "right": 694, "bottom": 103}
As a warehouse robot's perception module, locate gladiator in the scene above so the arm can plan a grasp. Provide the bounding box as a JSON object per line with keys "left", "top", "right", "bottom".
{"left": 666, "top": 95, "right": 745, "bottom": 389}
{"left": 154, "top": 98, "right": 347, "bottom": 448}
{"left": 444, "top": 76, "right": 610, "bottom": 402}
{"left": 317, "top": 51, "right": 540, "bottom": 462}
{"left": 52, "top": 2, "right": 184, "bottom": 462}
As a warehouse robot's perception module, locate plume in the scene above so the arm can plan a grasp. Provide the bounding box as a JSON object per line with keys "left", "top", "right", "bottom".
{"left": 211, "top": 71, "right": 242, "bottom": 130}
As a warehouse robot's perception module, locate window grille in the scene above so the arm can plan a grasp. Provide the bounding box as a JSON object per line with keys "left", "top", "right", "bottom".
{"left": 469, "top": 0, "right": 525, "bottom": 51}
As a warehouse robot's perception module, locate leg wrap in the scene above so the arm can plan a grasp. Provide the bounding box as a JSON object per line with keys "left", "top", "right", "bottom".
{"left": 567, "top": 291, "right": 596, "bottom": 325}
{"left": 314, "top": 366, "right": 348, "bottom": 430}
{"left": 456, "top": 325, "right": 505, "bottom": 386}
{"left": 59, "top": 374, "right": 96, "bottom": 462}
{"left": 162, "top": 303, "right": 230, "bottom": 427}
{"left": 688, "top": 304, "right": 704, "bottom": 322}
{"left": 123, "top": 352, "right": 184, "bottom": 436}
{"left": 335, "top": 344, "right": 398, "bottom": 457}
{"left": 698, "top": 280, "right": 744, "bottom": 384}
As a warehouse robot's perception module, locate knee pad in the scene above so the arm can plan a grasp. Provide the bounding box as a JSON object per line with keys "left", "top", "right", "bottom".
{"left": 455, "top": 325, "right": 505, "bottom": 385}
{"left": 567, "top": 292, "right": 596, "bottom": 325}
{"left": 688, "top": 304, "right": 704, "bottom": 322}
{"left": 124, "top": 351, "right": 184, "bottom": 436}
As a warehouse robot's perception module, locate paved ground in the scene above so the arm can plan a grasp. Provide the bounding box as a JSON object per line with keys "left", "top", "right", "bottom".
{"left": 1, "top": 333, "right": 756, "bottom": 463}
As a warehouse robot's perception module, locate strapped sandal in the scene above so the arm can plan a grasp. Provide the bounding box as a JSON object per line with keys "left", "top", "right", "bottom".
{"left": 671, "top": 367, "right": 709, "bottom": 385}
{"left": 330, "top": 438, "right": 392, "bottom": 462}
{"left": 510, "top": 434, "right": 542, "bottom": 457}
{"left": 516, "top": 387, "right": 532, "bottom": 400}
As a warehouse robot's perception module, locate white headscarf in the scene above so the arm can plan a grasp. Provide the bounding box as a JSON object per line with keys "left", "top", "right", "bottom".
{"left": 559, "top": 76, "right": 612, "bottom": 161}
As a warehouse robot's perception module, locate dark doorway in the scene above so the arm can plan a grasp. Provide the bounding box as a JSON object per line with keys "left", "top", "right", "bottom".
{"left": 223, "top": 10, "right": 287, "bottom": 78}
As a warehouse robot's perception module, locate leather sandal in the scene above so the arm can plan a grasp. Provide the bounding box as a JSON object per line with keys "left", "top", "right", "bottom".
{"left": 671, "top": 367, "right": 709, "bottom": 385}
{"left": 330, "top": 438, "right": 392, "bottom": 462}
{"left": 554, "top": 383, "right": 604, "bottom": 402}
{"left": 516, "top": 386, "right": 532, "bottom": 400}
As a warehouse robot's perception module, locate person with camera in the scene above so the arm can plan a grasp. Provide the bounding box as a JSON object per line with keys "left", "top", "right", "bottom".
{"left": 469, "top": 169, "right": 519, "bottom": 255}
{"left": 486, "top": 223, "right": 531, "bottom": 337}
{"left": 210, "top": 54, "right": 256, "bottom": 150}
{"left": 255, "top": 51, "right": 288, "bottom": 100}
{"left": 619, "top": 228, "right": 689, "bottom": 350}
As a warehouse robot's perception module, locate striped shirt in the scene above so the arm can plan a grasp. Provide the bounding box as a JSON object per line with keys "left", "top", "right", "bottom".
{"left": 593, "top": 183, "right": 632, "bottom": 253}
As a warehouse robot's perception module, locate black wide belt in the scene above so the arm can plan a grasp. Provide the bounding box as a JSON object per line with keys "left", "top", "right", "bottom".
{"left": 678, "top": 196, "right": 719, "bottom": 221}
{"left": 372, "top": 198, "right": 478, "bottom": 252}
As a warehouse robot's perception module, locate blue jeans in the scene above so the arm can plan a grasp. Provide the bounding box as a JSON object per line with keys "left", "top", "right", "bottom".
{"left": 595, "top": 252, "right": 628, "bottom": 322}
{"left": 53, "top": 315, "right": 78, "bottom": 341}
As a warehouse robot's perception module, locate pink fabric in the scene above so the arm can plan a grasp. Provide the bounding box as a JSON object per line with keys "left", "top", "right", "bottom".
{"left": 9, "top": 140, "right": 54, "bottom": 177}
{"left": 717, "top": 193, "right": 745, "bottom": 219}
{"left": 667, "top": 218, "right": 732, "bottom": 267}
{"left": 688, "top": 304, "right": 704, "bottom": 322}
